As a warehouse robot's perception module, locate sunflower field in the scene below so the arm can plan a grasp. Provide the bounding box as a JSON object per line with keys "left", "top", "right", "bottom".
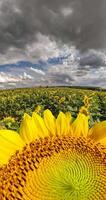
{"left": 0, "top": 87, "right": 106, "bottom": 131}
{"left": 0, "top": 87, "right": 106, "bottom": 199}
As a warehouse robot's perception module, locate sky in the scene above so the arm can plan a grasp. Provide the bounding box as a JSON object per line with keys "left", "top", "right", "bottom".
{"left": 0, "top": 0, "right": 106, "bottom": 88}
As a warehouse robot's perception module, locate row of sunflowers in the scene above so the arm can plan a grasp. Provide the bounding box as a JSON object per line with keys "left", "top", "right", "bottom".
{"left": 0, "top": 87, "right": 106, "bottom": 131}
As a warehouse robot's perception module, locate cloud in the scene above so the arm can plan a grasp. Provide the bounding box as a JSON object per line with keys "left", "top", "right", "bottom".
{"left": 0, "top": 71, "right": 33, "bottom": 83}
{"left": 19, "top": 72, "right": 33, "bottom": 80}
{"left": 60, "top": 7, "right": 73, "bottom": 17}
{"left": 30, "top": 67, "right": 45, "bottom": 75}
{"left": 0, "top": 46, "right": 106, "bottom": 88}
{"left": 79, "top": 50, "right": 106, "bottom": 67}
{"left": 0, "top": 72, "right": 21, "bottom": 83}
{"left": 0, "top": 0, "right": 105, "bottom": 60}
{"left": 0, "top": 0, "right": 106, "bottom": 88}
{"left": 26, "top": 33, "right": 61, "bottom": 60}
{"left": 45, "top": 73, "right": 74, "bottom": 85}
{"left": 74, "top": 66, "right": 106, "bottom": 87}
{"left": 0, "top": 0, "right": 105, "bottom": 57}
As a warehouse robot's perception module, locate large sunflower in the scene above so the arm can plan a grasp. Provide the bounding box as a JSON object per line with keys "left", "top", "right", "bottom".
{"left": 0, "top": 99, "right": 106, "bottom": 200}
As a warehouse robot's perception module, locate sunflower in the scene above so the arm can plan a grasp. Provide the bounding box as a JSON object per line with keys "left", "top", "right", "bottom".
{"left": 0, "top": 99, "right": 106, "bottom": 200}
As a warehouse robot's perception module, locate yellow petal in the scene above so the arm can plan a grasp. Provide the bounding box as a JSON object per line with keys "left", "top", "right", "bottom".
{"left": 98, "top": 137, "right": 106, "bottom": 146}
{"left": 71, "top": 113, "right": 89, "bottom": 137}
{"left": 20, "top": 113, "right": 40, "bottom": 143}
{"left": 56, "top": 112, "right": 69, "bottom": 135}
{"left": 44, "top": 109, "right": 56, "bottom": 135}
{"left": 89, "top": 121, "right": 106, "bottom": 145}
{"left": 32, "top": 112, "right": 49, "bottom": 138}
{"left": 0, "top": 130, "right": 25, "bottom": 165}
{"left": 65, "top": 112, "right": 73, "bottom": 124}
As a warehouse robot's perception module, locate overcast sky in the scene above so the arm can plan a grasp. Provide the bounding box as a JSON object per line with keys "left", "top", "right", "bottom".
{"left": 0, "top": 0, "right": 106, "bottom": 88}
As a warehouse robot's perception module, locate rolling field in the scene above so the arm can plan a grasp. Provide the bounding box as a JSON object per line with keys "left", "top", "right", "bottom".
{"left": 0, "top": 87, "right": 106, "bottom": 131}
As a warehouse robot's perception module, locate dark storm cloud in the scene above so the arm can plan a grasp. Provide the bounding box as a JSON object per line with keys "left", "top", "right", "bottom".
{"left": 79, "top": 51, "right": 106, "bottom": 67}
{"left": 0, "top": 0, "right": 35, "bottom": 53}
{"left": 0, "top": 0, "right": 106, "bottom": 54}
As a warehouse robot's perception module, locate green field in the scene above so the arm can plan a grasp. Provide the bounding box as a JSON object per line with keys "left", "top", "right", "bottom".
{"left": 0, "top": 87, "right": 106, "bottom": 131}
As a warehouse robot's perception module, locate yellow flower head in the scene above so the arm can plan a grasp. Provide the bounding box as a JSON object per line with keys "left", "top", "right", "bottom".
{"left": 0, "top": 104, "right": 106, "bottom": 199}
{"left": 2, "top": 116, "right": 15, "bottom": 123}
{"left": 83, "top": 95, "right": 91, "bottom": 109}
{"left": 59, "top": 96, "right": 66, "bottom": 104}
{"left": 34, "top": 105, "right": 41, "bottom": 113}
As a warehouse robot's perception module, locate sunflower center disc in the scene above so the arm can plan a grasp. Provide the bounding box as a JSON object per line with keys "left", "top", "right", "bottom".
{"left": 22, "top": 138, "right": 106, "bottom": 200}
{"left": 0, "top": 136, "right": 106, "bottom": 200}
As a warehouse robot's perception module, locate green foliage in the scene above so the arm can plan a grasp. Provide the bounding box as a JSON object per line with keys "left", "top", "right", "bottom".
{"left": 0, "top": 87, "right": 106, "bottom": 131}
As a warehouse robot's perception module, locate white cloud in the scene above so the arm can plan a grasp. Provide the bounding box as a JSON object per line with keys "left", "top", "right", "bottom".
{"left": 30, "top": 67, "right": 45, "bottom": 75}
{"left": 60, "top": 7, "right": 73, "bottom": 17}
{"left": 0, "top": 71, "right": 33, "bottom": 83}
{"left": 12, "top": 6, "right": 22, "bottom": 14}
{"left": 26, "top": 33, "right": 61, "bottom": 61}
{"left": 0, "top": 72, "right": 21, "bottom": 83}
{"left": 0, "top": 47, "right": 27, "bottom": 65}
{"left": 19, "top": 72, "right": 33, "bottom": 80}
{"left": 0, "top": 33, "right": 63, "bottom": 64}
{"left": 74, "top": 66, "right": 106, "bottom": 87}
